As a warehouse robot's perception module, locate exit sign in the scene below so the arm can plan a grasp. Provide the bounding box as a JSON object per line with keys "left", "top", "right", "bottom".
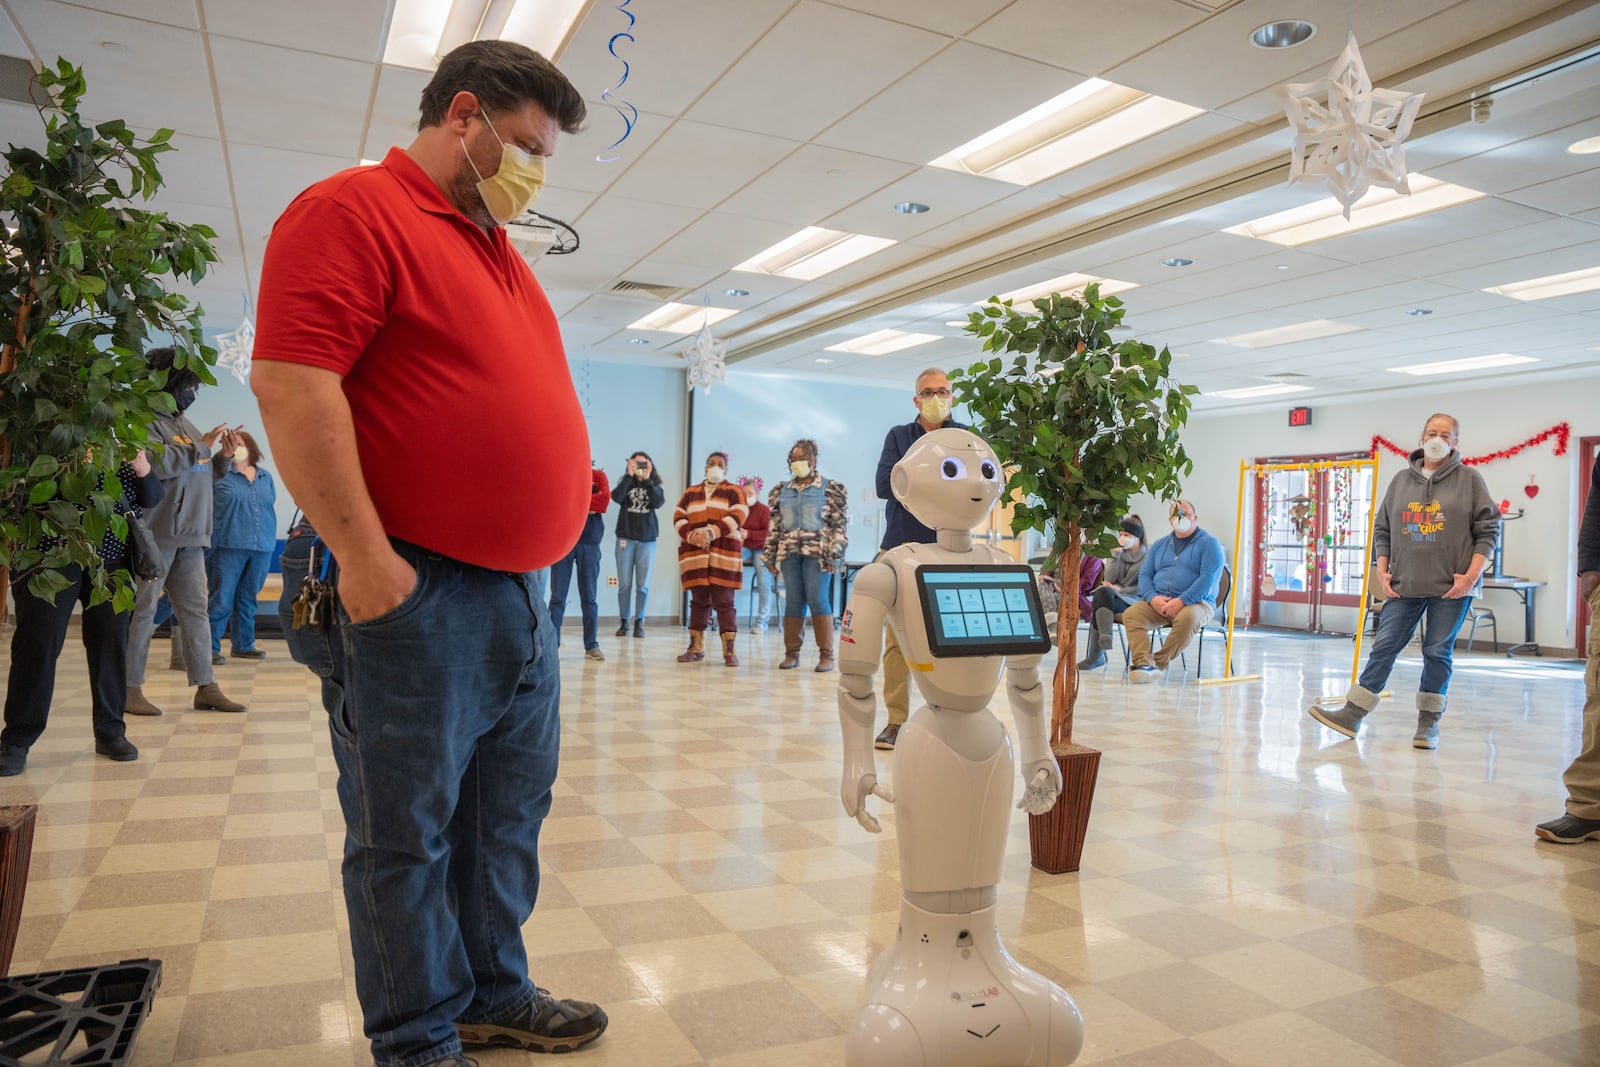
{"left": 1289, "top": 406, "right": 1313, "bottom": 427}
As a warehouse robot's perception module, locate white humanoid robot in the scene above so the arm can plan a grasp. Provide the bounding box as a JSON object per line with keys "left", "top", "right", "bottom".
{"left": 838, "top": 427, "right": 1084, "bottom": 1067}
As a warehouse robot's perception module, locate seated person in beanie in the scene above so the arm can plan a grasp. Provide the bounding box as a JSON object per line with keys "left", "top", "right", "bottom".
{"left": 1122, "top": 500, "right": 1224, "bottom": 682}
{"left": 1080, "top": 517, "right": 1147, "bottom": 671}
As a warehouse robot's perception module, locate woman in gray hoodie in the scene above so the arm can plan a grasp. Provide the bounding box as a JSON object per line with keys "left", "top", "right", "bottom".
{"left": 1080, "top": 517, "right": 1148, "bottom": 670}
{"left": 1308, "top": 413, "right": 1497, "bottom": 749}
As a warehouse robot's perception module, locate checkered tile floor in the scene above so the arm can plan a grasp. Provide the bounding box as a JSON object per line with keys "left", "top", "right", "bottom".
{"left": 1, "top": 625, "right": 1597, "bottom": 1065}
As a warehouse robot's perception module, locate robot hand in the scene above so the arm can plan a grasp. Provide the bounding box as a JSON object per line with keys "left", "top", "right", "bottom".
{"left": 1015, "top": 758, "right": 1063, "bottom": 815}
{"left": 842, "top": 771, "right": 896, "bottom": 833}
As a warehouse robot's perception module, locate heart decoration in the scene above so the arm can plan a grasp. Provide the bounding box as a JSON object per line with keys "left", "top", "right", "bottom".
{"left": 1524, "top": 475, "right": 1539, "bottom": 500}
{"left": 1499, "top": 499, "right": 1511, "bottom": 514}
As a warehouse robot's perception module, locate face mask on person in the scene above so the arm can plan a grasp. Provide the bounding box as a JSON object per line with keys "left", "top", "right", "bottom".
{"left": 789, "top": 460, "right": 811, "bottom": 478}
{"left": 462, "top": 113, "right": 545, "bottom": 224}
{"left": 1171, "top": 515, "right": 1195, "bottom": 535}
{"left": 1118, "top": 533, "right": 1138, "bottom": 551}
{"left": 704, "top": 466, "right": 725, "bottom": 485}
{"left": 233, "top": 446, "right": 249, "bottom": 464}
{"left": 919, "top": 395, "right": 952, "bottom": 423}
{"left": 172, "top": 386, "right": 197, "bottom": 413}
{"left": 1421, "top": 438, "right": 1451, "bottom": 462}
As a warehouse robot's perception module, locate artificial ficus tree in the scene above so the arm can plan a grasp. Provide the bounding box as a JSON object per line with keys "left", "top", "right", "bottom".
{"left": 952, "top": 283, "right": 1198, "bottom": 746}
{"left": 0, "top": 59, "right": 219, "bottom": 620}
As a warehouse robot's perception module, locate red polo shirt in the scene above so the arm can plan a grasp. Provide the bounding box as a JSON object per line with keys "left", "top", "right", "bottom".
{"left": 254, "top": 147, "right": 588, "bottom": 572}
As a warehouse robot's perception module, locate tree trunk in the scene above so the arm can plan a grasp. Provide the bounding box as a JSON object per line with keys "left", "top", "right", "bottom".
{"left": 1050, "top": 526, "right": 1082, "bottom": 746}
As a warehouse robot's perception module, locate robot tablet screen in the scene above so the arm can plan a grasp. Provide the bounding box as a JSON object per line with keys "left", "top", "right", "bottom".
{"left": 914, "top": 564, "right": 1053, "bottom": 658}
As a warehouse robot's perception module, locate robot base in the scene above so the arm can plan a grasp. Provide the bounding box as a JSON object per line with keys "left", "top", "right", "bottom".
{"left": 847, "top": 899, "right": 1083, "bottom": 1067}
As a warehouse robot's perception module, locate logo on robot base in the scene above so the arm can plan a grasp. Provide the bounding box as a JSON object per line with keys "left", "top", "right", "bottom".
{"left": 951, "top": 986, "right": 1002, "bottom": 1002}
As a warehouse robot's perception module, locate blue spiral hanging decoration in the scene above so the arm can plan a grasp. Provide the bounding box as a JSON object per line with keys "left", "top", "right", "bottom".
{"left": 596, "top": 0, "right": 637, "bottom": 163}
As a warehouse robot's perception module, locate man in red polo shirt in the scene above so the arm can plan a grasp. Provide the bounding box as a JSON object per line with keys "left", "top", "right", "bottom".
{"left": 251, "top": 41, "right": 604, "bottom": 1066}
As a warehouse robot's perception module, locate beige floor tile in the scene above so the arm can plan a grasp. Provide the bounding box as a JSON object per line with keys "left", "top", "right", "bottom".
{"left": 49, "top": 901, "right": 207, "bottom": 956}
{"left": 96, "top": 840, "right": 221, "bottom": 875}
{"left": 172, "top": 979, "right": 353, "bottom": 1060}
{"left": 697, "top": 883, "right": 840, "bottom": 931}
{"left": 1191, "top": 939, "right": 1373, "bottom": 1009}
{"left": 78, "top": 868, "right": 215, "bottom": 909}
{"left": 622, "top": 932, "right": 783, "bottom": 997}
{"left": 1299, "top": 986, "right": 1519, "bottom": 1064}
{"left": 585, "top": 894, "right": 727, "bottom": 947}
{"left": 1389, "top": 962, "right": 1600, "bottom": 1044}
{"left": 188, "top": 929, "right": 343, "bottom": 994}
{"left": 210, "top": 859, "right": 332, "bottom": 899}
{"left": 1193, "top": 1010, "right": 1403, "bottom": 1067}
{"left": 557, "top": 864, "right": 688, "bottom": 906}
{"left": 663, "top": 977, "right": 842, "bottom": 1060}
{"left": 221, "top": 810, "right": 328, "bottom": 839}
{"left": 1067, "top": 983, "right": 1183, "bottom": 1063}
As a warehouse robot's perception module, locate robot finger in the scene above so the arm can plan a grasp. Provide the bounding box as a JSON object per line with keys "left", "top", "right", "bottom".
{"left": 855, "top": 807, "right": 882, "bottom": 834}
{"left": 871, "top": 782, "right": 896, "bottom": 805}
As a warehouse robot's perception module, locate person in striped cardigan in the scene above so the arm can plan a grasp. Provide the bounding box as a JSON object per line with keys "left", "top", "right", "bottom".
{"left": 674, "top": 451, "right": 749, "bottom": 666}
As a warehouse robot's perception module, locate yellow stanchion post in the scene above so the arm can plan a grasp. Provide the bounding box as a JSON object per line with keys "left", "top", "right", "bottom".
{"left": 1201, "top": 459, "right": 1260, "bottom": 687}
{"left": 1312, "top": 450, "right": 1388, "bottom": 707}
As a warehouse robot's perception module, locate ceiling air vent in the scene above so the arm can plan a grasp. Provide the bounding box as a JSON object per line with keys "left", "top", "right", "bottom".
{"left": 0, "top": 55, "right": 50, "bottom": 107}
{"left": 609, "top": 280, "right": 685, "bottom": 301}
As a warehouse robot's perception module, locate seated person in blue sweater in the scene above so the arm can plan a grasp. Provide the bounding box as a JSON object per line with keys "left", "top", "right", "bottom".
{"left": 1123, "top": 499, "right": 1225, "bottom": 683}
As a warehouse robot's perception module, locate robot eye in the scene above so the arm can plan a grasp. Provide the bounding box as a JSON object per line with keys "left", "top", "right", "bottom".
{"left": 940, "top": 457, "right": 968, "bottom": 480}
{"left": 979, "top": 460, "right": 998, "bottom": 481}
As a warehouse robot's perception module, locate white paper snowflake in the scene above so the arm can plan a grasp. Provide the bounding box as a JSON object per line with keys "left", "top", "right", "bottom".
{"left": 1278, "top": 33, "right": 1425, "bottom": 219}
{"left": 216, "top": 316, "right": 255, "bottom": 384}
{"left": 682, "top": 315, "right": 727, "bottom": 395}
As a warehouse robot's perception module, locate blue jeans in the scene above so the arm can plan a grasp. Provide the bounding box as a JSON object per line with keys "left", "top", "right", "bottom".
{"left": 780, "top": 554, "right": 831, "bottom": 619}
{"left": 1358, "top": 595, "right": 1475, "bottom": 697}
{"left": 207, "top": 547, "right": 273, "bottom": 654}
{"left": 283, "top": 540, "right": 558, "bottom": 1066}
{"left": 548, "top": 541, "right": 601, "bottom": 649}
{"left": 615, "top": 538, "right": 655, "bottom": 621}
{"left": 743, "top": 546, "right": 773, "bottom": 623}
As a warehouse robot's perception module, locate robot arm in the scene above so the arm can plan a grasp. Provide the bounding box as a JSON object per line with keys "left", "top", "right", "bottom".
{"left": 1006, "top": 653, "right": 1063, "bottom": 815}
{"left": 838, "top": 561, "right": 897, "bottom": 832}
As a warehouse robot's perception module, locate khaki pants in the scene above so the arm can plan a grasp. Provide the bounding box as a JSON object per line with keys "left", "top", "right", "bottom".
{"left": 1563, "top": 585, "right": 1600, "bottom": 820}
{"left": 1123, "top": 599, "right": 1213, "bottom": 669}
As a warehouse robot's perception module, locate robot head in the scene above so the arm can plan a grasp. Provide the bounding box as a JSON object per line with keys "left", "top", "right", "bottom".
{"left": 891, "top": 428, "right": 1004, "bottom": 532}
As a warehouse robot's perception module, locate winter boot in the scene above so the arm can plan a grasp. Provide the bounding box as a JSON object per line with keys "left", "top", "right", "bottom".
{"left": 615, "top": 619, "right": 628, "bottom": 637}
{"left": 1077, "top": 647, "right": 1107, "bottom": 670}
{"left": 721, "top": 632, "right": 739, "bottom": 667}
{"left": 780, "top": 617, "right": 803, "bottom": 670}
{"left": 125, "top": 687, "right": 163, "bottom": 717}
{"left": 677, "top": 630, "right": 705, "bottom": 663}
{"left": 1307, "top": 683, "right": 1379, "bottom": 739}
{"left": 812, "top": 614, "right": 836, "bottom": 673}
{"left": 1095, "top": 606, "right": 1114, "bottom": 650}
{"left": 633, "top": 618, "right": 645, "bottom": 638}
{"left": 1414, "top": 692, "right": 1444, "bottom": 750}
{"left": 194, "top": 684, "right": 246, "bottom": 713}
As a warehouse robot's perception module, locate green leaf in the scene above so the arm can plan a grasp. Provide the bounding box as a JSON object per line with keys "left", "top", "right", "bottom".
{"left": 26, "top": 454, "right": 60, "bottom": 478}
{"left": 28, "top": 479, "right": 59, "bottom": 504}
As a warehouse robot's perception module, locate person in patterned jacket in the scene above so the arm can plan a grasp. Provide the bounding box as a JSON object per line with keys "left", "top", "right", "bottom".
{"left": 765, "top": 438, "right": 849, "bottom": 673}
{"left": 673, "top": 451, "right": 749, "bottom": 666}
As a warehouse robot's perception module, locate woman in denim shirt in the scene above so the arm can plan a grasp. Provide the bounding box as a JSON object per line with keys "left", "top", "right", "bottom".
{"left": 207, "top": 431, "right": 278, "bottom": 663}
{"left": 765, "top": 439, "right": 848, "bottom": 673}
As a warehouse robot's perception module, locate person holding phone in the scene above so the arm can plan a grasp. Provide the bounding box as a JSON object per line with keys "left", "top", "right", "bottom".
{"left": 611, "top": 450, "right": 665, "bottom": 637}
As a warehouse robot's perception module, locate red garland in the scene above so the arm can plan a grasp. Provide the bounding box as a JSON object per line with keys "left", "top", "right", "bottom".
{"left": 1370, "top": 422, "right": 1569, "bottom": 466}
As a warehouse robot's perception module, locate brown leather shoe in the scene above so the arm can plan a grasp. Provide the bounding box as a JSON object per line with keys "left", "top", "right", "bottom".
{"left": 676, "top": 630, "right": 705, "bottom": 663}
{"left": 125, "top": 687, "right": 163, "bottom": 717}
{"left": 194, "top": 684, "right": 246, "bottom": 713}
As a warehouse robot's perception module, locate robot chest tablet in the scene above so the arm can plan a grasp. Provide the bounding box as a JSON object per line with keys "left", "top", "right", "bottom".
{"left": 912, "top": 564, "right": 1052, "bottom": 659}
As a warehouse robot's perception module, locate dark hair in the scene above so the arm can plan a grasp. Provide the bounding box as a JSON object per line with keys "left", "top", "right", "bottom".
{"left": 629, "top": 450, "right": 661, "bottom": 486}
{"left": 706, "top": 451, "right": 729, "bottom": 467}
{"left": 788, "top": 438, "right": 819, "bottom": 465}
{"left": 237, "top": 430, "right": 263, "bottom": 467}
{"left": 144, "top": 346, "right": 201, "bottom": 396}
{"left": 1119, "top": 516, "right": 1145, "bottom": 545}
{"left": 419, "top": 40, "right": 586, "bottom": 134}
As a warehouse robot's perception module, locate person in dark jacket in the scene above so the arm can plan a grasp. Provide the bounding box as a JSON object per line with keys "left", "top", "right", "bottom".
{"left": 0, "top": 452, "right": 164, "bottom": 774}
{"left": 1537, "top": 455, "right": 1600, "bottom": 843}
{"left": 124, "top": 347, "right": 247, "bottom": 716}
{"left": 206, "top": 430, "right": 278, "bottom": 664}
{"left": 611, "top": 450, "right": 665, "bottom": 637}
{"left": 1080, "top": 517, "right": 1148, "bottom": 670}
{"left": 738, "top": 477, "right": 772, "bottom": 633}
{"left": 1308, "top": 413, "right": 1498, "bottom": 749}
{"left": 549, "top": 465, "right": 609, "bottom": 661}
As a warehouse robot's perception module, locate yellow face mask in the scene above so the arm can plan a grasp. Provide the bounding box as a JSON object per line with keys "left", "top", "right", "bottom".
{"left": 463, "top": 113, "right": 545, "bottom": 224}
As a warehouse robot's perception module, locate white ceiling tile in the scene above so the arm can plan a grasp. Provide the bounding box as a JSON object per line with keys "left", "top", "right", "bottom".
{"left": 531, "top": 249, "right": 640, "bottom": 292}
{"left": 614, "top": 259, "right": 724, "bottom": 291}
{"left": 687, "top": 2, "right": 947, "bottom": 141}
{"left": 0, "top": 100, "right": 47, "bottom": 152}
{"left": 1501, "top": 169, "right": 1600, "bottom": 218}
{"left": 1153, "top": 249, "right": 1349, "bottom": 300}
{"left": 1433, "top": 237, "right": 1600, "bottom": 292}
{"left": 719, "top": 144, "right": 916, "bottom": 226}
{"left": 210, "top": 37, "right": 370, "bottom": 156}
{"left": 1280, "top": 199, "right": 1557, "bottom": 267}
{"left": 648, "top": 212, "right": 799, "bottom": 271}
{"left": 1029, "top": 113, "right": 1249, "bottom": 200}
{"left": 228, "top": 142, "right": 357, "bottom": 241}
{"left": 816, "top": 41, "right": 1084, "bottom": 166}
{"left": 143, "top": 132, "right": 235, "bottom": 210}
{"left": 361, "top": 64, "right": 430, "bottom": 160}
{"left": 968, "top": 0, "right": 1203, "bottom": 76}
{"left": 896, "top": 187, "right": 1061, "bottom": 250}
{"left": 202, "top": 0, "right": 386, "bottom": 61}
{"left": 0, "top": 5, "right": 27, "bottom": 54}
{"left": 571, "top": 196, "right": 702, "bottom": 259}
{"left": 65, "top": 0, "right": 199, "bottom": 29}
{"left": 537, "top": 105, "right": 672, "bottom": 195}
{"left": 604, "top": 119, "right": 798, "bottom": 210}
{"left": 1428, "top": 121, "right": 1600, "bottom": 197}
{"left": 824, "top": 0, "right": 1010, "bottom": 36}
{"left": 824, "top": 166, "right": 1019, "bottom": 240}
{"left": 527, "top": 185, "right": 597, "bottom": 225}
{"left": 1363, "top": 216, "right": 1600, "bottom": 279}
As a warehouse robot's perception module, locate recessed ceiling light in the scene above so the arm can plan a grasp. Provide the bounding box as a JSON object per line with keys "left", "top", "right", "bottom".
{"left": 383, "top": 0, "right": 589, "bottom": 69}
{"left": 100, "top": 41, "right": 127, "bottom": 52}
{"left": 893, "top": 202, "right": 930, "bottom": 214}
{"left": 1276, "top": 264, "right": 1291, "bottom": 271}
{"left": 1404, "top": 308, "right": 1433, "bottom": 316}
{"left": 1212, "top": 319, "right": 1363, "bottom": 348}
{"left": 1224, "top": 176, "right": 1486, "bottom": 246}
{"left": 628, "top": 338, "right": 650, "bottom": 345}
{"left": 1483, "top": 265, "right": 1600, "bottom": 301}
{"left": 814, "top": 357, "right": 835, "bottom": 364}
{"left": 929, "top": 78, "right": 1203, "bottom": 186}
{"left": 1205, "top": 383, "right": 1315, "bottom": 399}
{"left": 1387, "top": 353, "right": 1537, "bottom": 376}
{"left": 1161, "top": 257, "right": 1193, "bottom": 267}
{"left": 996, "top": 272, "right": 1139, "bottom": 309}
{"left": 724, "top": 288, "right": 750, "bottom": 297}
{"left": 1566, "top": 136, "right": 1600, "bottom": 155}
{"left": 734, "top": 226, "right": 897, "bottom": 281}
{"left": 626, "top": 302, "right": 739, "bottom": 334}
{"left": 1249, "top": 20, "right": 1317, "bottom": 49}
{"left": 825, "top": 329, "right": 941, "bottom": 356}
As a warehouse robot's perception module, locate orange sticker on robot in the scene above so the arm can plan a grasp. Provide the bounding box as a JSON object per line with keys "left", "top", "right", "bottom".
{"left": 908, "top": 661, "right": 934, "bottom": 671}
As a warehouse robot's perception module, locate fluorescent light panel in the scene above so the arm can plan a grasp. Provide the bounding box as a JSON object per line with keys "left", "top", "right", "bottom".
{"left": 626, "top": 303, "right": 739, "bottom": 334}
{"left": 1205, "top": 383, "right": 1314, "bottom": 399}
{"left": 734, "top": 227, "right": 896, "bottom": 281}
{"left": 1223, "top": 176, "right": 1486, "bottom": 246}
{"left": 384, "top": 0, "right": 592, "bottom": 70}
{"left": 995, "top": 272, "right": 1139, "bottom": 308}
{"left": 824, "top": 329, "right": 941, "bottom": 356}
{"left": 1483, "top": 265, "right": 1600, "bottom": 301}
{"left": 1387, "top": 353, "right": 1537, "bottom": 376}
{"left": 1212, "top": 319, "right": 1362, "bottom": 348}
{"left": 931, "top": 78, "right": 1203, "bottom": 186}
